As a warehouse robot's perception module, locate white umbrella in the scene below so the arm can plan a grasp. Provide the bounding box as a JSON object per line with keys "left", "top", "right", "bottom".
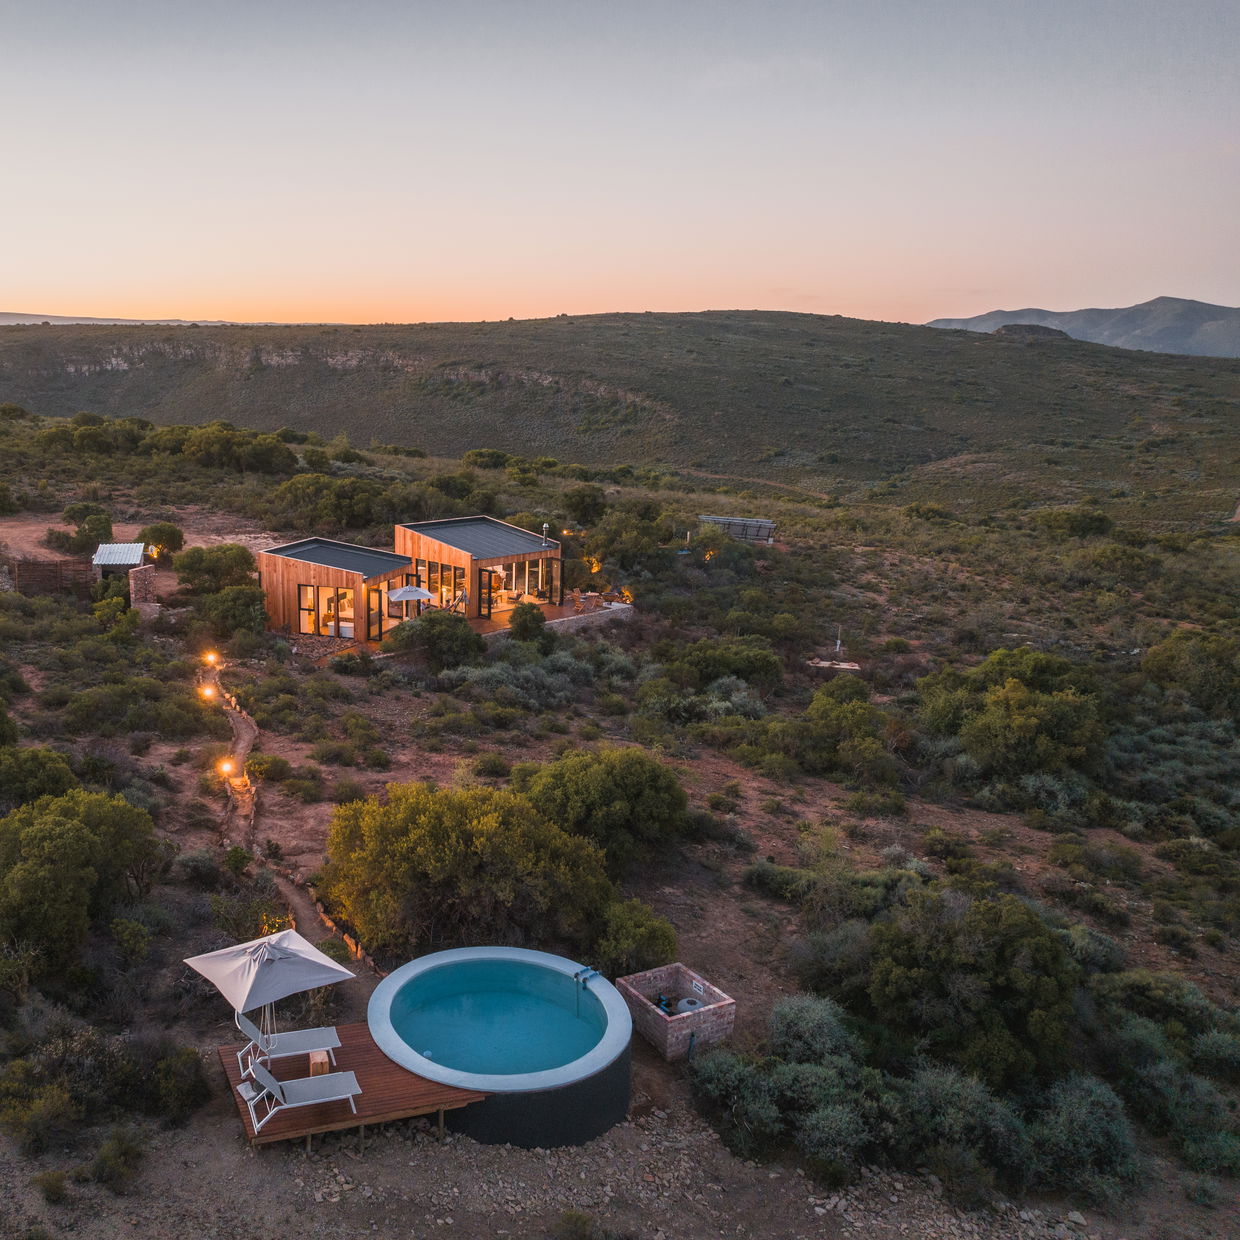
{"left": 388, "top": 585, "right": 433, "bottom": 602}
{"left": 184, "top": 929, "right": 354, "bottom": 1048}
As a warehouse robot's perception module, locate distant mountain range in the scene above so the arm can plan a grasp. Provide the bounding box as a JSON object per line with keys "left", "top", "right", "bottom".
{"left": 0, "top": 312, "right": 240, "bottom": 326}
{"left": 927, "top": 296, "right": 1240, "bottom": 358}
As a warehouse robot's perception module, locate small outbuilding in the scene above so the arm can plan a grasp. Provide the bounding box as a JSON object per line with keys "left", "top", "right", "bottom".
{"left": 257, "top": 537, "right": 413, "bottom": 644}
{"left": 92, "top": 542, "right": 147, "bottom": 577}
{"left": 393, "top": 516, "right": 563, "bottom": 620}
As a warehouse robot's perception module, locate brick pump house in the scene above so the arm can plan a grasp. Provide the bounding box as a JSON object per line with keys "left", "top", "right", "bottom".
{"left": 257, "top": 516, "right": 563, "bottom": 646}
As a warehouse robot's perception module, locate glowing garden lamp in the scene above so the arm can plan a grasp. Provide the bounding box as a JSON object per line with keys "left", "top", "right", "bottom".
{"left": 204, "top": 651, "right": 219, "bottom": 666}
{"left": 199, "top": 685, "right": 216, "bottom": 701}
{"left": 219, "top": 759, "right": 234, "bottom": 777}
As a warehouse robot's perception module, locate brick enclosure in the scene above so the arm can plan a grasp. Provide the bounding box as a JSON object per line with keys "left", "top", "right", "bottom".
{"left": 616, "top": 963, "right": 735, "bottom": 1061}
{"left": 127, "top": 563, "right": 157, "bottom": 604}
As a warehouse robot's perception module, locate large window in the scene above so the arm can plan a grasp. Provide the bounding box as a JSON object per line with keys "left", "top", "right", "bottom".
{"left": 298, "top": 585, "right": 315, "bottom": 635}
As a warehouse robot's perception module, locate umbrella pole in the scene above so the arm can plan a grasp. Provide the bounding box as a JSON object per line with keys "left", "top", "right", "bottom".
{"left": 262, "top": 1002, "right": 275, "bottom": 1061}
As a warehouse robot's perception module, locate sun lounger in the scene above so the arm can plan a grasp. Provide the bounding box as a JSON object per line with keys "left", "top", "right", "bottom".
{"left": 239, "top": 1061, "right": 361, "bottom": 1133}
{"left": 235, "top": 1009, "right": 341, "bottom": 1076}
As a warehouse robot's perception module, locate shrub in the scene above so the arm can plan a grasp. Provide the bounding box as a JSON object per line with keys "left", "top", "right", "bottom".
{"left": 198, "top": 585, "right": 268, "bottom": 637}
{"left": 78, "top": 1127, "right": 144, "bottom": 1194}
{"left": 1190, "top": 1029, "right": 1240, "bottom": 1082}
{"left": 473, "top": 753, "right": 511, "bottom": 779}
{"left": 319, "top": 783, "right": 614, "bottom": 956}
{"left": 897, "top": 1064, "right": 1028, "bottom": 1189}
{"left": 769, "top": 995, "right": 858, "bottom": 1064}
{"left": 110, "top": 917, "right": 151, "bottom": 968}
{"left": 1028, "top": 1074, "right": 1139, "bottom": 1202}
{"left": 381, "top": 610, "right": 484, "bottom": 671}
{"left": 508, "top": 601, "right": 548, "bottom": 643}
{"left": 867, "top": 889, "right": 1079, "bottom": 1089}
{"left": 153, "top": 1049, "right": 210, "bottom": 1124}
{"left": 245, "top": 753, "right": 293, "bottom": 782}
{"left": 0, "top": 791, "right": 161, "bottom": 969}
{"left": 332, "top": 778, "right": 367, "bottom": 804}
{"left": 173, "top": 543, "right": 256, "bottom": 593}
{"left": 593, "top": 899, "right": 676, "bottom": 977}
{"left": 178, "top": 847, "right": 223, "bottom": 889}
{"left": 31, "top": 1169, "right": 69, "bottom": 1204}
{"left": 136, "top": 522, "right": 184, "bottom": 560}
{"left": 523, "top": 746, "right": 690, "bottom": 872}
{"left": 0, "top": 1072, "right": 81, "bottom": 1154}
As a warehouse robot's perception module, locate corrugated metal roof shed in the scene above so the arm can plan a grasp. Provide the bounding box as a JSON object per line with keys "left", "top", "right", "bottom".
{"left": 400, "top": 517, "right": 559, "bottom": 560}
{"left": 262, "top": 537, "right": 411, "bottom": 577}
{"left": 92, "top": 542, "right": 147, "bottom": 567}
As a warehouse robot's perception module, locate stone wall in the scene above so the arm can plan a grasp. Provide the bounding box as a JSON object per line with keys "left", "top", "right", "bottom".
{"left": 128, "top": 563, "right": 157, "bottom": 604}
{"left": 616, "top": 962, "right": 735, "bottom": 1061}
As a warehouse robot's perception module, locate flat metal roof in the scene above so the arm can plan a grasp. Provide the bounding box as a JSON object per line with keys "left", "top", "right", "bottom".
{"left": 399, "top": 516, "right": 559, "bottom": 560}
{"left": 92, "top": 542, "right": 146, "bottom": 567}
{"left": 261, "top": 537, "right": 411, "bottom": 578}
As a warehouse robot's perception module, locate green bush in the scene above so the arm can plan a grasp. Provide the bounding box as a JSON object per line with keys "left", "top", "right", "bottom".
{"left": 153, "top": 1049, "right": 210, "bottom": 1124}
{"left": 31, "top": 1168, "right": 69, "bottom": 1204}
{"left": 508, "top": 601, "right": 548, "bottom": 643}
{"left": 866, "top": 890, "right": 1079, "bottom": 1089}
{"left": 1028, "top": 1074, "right": 1140, "bottom": 1203}
{"left": 172, "top": 543, "right": 256, "bottom": 593}
{"left": 198, "top": 585, "right": 268, "bottom": 637}
{"left": 593, "top": 898, "right": 676, "bottom": 977}
{"left": 381, "top": 610, "right": 485, "bottom": 671}
{"left": 472, "top": 753, "right": 511, "bottom": 779}
{"left": 77, "top": 1127, "right": 144, "bottom": 1194}
{"left": 0, "top": 791, "right": 162, "bottom": 969}
{"left": 319, "top": 782, "right": 613, "bottom": 956}
{"left": 769, "top": 995, "right": 858, "bottom": 1064}
{"left": 245, "top": 753, "right": 293, "bottom": 782}
{"left": 523, "top": 746, "right": 691, "bottom": 872}
{"left": 1190, "top": 1029, "right": 1240, "bottom": 1082}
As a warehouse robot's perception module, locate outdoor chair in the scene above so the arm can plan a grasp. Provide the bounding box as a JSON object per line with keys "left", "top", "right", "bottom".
{"left": 239, "top": 1061, "right": 361, "bottom": 1133}
{"left": 235, "top": 1009, "right": 341, "bottom": 1077}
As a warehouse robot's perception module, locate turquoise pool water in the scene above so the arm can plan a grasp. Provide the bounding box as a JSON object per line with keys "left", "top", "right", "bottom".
{"left": 388, "top": 958, "right": 608, "bottom": 1075}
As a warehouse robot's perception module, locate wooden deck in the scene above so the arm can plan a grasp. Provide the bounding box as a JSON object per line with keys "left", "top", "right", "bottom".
{"left": 218, "top": 1021, "right": 487, "bottom": 1146}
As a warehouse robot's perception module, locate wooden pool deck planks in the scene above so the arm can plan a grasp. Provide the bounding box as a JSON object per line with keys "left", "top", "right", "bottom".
{"left": 218, "top": 1020, "right": 487, "bottom": 1146}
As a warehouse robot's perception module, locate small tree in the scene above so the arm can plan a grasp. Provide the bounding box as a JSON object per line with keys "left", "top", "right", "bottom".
{"left": 173, "top": 544, "right": 256, "bottom": 593}
{"left": 320, "top": 783, "right": 613, "bottom": 954}
{"left": 199, "top": 585, "right": 268, "bottom": 637}
{"left": 137, "top": 521, "right": 185, "bottom": 561}
{"left": 563, "top": 484, "right": 607, "bottom": 527}
{"left": 508, "top": 601, "right": 547, "bottom": 643}
{"left": 525, "top": 746, "right": 691, "bottom": 872}
{"left": 381, "top": 610, "right": 484, "bottom": 671}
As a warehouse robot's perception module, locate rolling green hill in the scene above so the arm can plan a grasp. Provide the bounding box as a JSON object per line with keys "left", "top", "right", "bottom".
{"left": 3, "top": 311, "right": 1239, "bottom": 522}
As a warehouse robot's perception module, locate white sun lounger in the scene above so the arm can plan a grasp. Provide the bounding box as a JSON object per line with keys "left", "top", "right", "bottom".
{"left": 235, "top": 1009, "right": 341, "bottom": 1076}
{"left": 239, "top": 1061, "right": 362, "bottom": 1133}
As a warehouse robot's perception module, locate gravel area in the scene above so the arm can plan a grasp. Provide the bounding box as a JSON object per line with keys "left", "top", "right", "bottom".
{"left": 1, "top": 1091, "right": 1123, "bottom": 1240}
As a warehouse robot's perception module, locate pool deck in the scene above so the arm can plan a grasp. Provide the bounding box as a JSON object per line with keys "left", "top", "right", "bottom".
{"left": 218, "top": 1021, "right": 488, "bottom": 1147}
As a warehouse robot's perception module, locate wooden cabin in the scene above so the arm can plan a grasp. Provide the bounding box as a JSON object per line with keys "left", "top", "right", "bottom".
{"left": 257, "top": 537, "right": 413, "bottom": 645}
{"left": 393, "top": 516, "right": 562, "bottom": 621}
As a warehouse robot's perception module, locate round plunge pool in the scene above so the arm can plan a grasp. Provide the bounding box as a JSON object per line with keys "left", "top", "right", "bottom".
{"left": 367, "top": 947, "right": 632, "bottom": 1147}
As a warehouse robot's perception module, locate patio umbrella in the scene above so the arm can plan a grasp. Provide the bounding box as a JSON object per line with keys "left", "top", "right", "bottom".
{"left": 184, "top": 929, "right": 354, "bottom": 1047}
{"left": 387, "top": 585, "right": 433, "bottom": 602}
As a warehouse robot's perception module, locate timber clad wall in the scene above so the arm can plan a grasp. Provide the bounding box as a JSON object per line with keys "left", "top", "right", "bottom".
{"left": 393, "top": 521, "right": 562, "bottom": 619}
{"left": 257, "top": 551, "right": 408, "bottom": 643}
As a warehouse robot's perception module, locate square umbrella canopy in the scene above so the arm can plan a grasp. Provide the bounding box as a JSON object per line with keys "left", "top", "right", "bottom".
{"left": 387, "top": 585, "right": 433, "bottom": 602}
{"left": 184, "top": 929, "right": 354, "bottom": 1014}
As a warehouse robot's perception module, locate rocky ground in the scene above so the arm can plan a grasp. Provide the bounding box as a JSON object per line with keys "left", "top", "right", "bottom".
{"left": 1, "top": 1085, "right": 1152, "bottom": 1240}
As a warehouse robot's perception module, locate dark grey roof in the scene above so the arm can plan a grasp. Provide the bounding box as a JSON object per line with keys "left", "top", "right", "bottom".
{"left": 261, "top": 537, "right": 411, "bottom": 577}
{"left": 400, "top": 516, "right": 559, "bottom": 560}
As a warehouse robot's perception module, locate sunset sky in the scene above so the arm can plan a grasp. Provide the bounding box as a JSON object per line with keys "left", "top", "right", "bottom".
{"left": 4, "top": 0, "right": 1237, "bottom": 324}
